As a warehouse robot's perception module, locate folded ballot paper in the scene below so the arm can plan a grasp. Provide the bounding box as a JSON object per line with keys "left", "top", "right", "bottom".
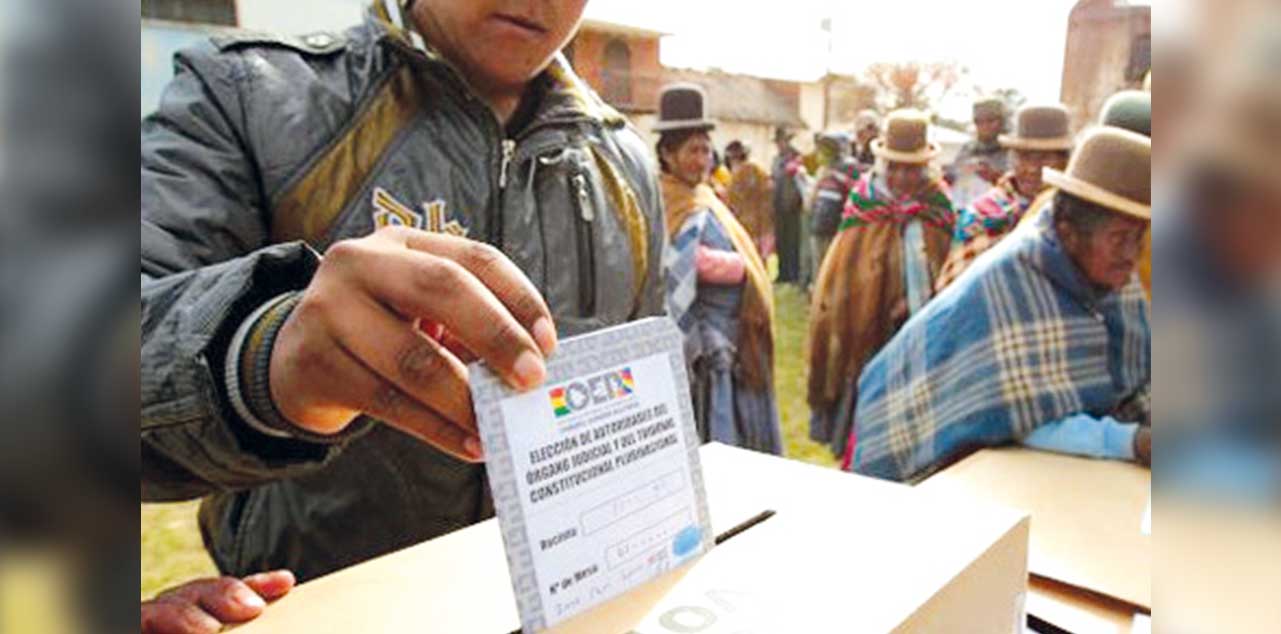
{"left": 470, "top": 317, "right": 713, "bottom": 633}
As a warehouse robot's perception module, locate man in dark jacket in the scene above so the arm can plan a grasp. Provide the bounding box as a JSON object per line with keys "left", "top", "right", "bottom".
{"left": 808, "top": 132, "right": 860, "bottom": 275}
{"left": 949, "top": 97, "right": 1009, "bottom": 185}
{"left": 770, "top": 127, "right": 803, "bottom": 283}
{"left": 141, "top": 0, "right": 665, "bottom": 591}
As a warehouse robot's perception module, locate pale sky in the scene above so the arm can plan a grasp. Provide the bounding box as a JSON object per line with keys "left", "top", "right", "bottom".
{"left": 584, "top": 0, "right": 1085, "bottom": 120}
{"left": 236, "top": 0, "right": 1151, "bottom": 121}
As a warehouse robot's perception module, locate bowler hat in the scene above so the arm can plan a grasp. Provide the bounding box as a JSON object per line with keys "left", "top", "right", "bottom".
{"left": 1099, "top": 90, "right": 1152, "bottom": 138}
{"left": 1044, "top": 127, "right": 1151, "bottom": 220}
{"left": 870, "top": 110, "right": 940, "bottom": 164}
{"left": 653, "top": 83, "right": 716, "bottom": 133}
{"left": 1000, "top": 104, "right": 1075, "bottom": 151}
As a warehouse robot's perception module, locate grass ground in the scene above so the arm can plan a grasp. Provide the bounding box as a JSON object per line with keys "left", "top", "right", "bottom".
{"left": 140, "top": 502, "right": 214, "bottom": 599}
{"left": 140, "top": 270, "right": 836, "bottom": 598}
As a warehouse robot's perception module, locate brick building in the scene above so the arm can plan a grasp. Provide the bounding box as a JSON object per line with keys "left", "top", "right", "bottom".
{"left": 564, "top": 19, "right": 667, "bottom": 116}
{"left": 566, "top": 20, "right": 813, "bottom": 167}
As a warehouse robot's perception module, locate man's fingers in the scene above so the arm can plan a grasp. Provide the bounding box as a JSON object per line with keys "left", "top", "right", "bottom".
{"left": 439, "top": 328, "right": 480, "bottom": 364}
{"left": 322, "top": 343, "right": 483, "bottom": 461}
{"left": 141, "top": 598, "right": 222, "bottom": 634}
{"left": 329, "top": 295, "right": 476, "bottom": 433}
{"left": 242, "top": 570, "right": 296, "bottom": 601}
{"left": 151, "top": 577, "right": 266, "bottom": 627}
{"left": 364, "top": 375, "right": 483, "bottom": 462}
{"left": 358, "top": 247, "right": 547, "bottom": 390}
{"left": 399, "top": 230, "right": 557, "bottom": 355}
{"left": 194, "top": 577, "right": 267, "bottom": 623}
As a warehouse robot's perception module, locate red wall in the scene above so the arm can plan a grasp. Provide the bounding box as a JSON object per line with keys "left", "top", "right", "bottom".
{"left": 567, "top": 28, "right": 663, "bottom": 112}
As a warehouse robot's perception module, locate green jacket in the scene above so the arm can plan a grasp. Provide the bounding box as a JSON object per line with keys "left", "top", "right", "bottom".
{"left": 141, "top": 8, "right": 665, "bottom": 581}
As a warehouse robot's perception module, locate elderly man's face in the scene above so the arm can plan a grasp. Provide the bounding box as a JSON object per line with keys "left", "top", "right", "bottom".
{"left": 1062, "top": 213, "right": 1149, "bottom": 291}
{"left": 1012, "top": 149, "right": 1068, "bottom": 197}
{"left": 412, "top": 0, "right": 587, "bottom": 95}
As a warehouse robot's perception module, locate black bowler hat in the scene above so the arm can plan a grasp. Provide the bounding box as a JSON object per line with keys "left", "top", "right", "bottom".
{"left": 653, "top": 83, "right": 716, "bottom": 133}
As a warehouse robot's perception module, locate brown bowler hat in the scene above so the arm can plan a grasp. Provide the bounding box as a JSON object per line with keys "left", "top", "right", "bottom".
{"left": 653, "top": 83, "right": 716, "bottom": 133}
{"left": 1043, "top": 127, "right": 1151, "bottom": 220}
{"left": 870, "top": 109, "right": 940, "bottom": 164}
{"left": 1000, "top": 104, "right": 1075, "bottom": 151}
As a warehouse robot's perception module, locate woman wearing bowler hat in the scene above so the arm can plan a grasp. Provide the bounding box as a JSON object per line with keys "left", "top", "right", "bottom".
{"left": 655, "top": 83, "right": 782, "bottom": 455}
{"left": 807, "top": 109, "right": 955, "bottom": 461}
{"left": 935, "top": 104, "right": 1075, "bottom": 291}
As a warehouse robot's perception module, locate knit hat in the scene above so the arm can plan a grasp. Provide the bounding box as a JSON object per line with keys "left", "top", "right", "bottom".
{"left": 816, "top": 131, "right": 852, "bottom": 156}
{"left": 972, "top": 97, "right": 1004, "bottom": 120}
{"left": 854, "top": 109, "right": 880, "bottom": 132}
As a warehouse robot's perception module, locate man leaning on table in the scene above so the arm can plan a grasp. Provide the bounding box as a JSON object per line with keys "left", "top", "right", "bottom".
{"left": 850, "top": 127, "right": 1153, "bottom": 482}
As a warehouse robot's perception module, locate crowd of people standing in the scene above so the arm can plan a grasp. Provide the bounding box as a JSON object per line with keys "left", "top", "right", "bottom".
{"left": 659, "top": 80, "right": 1153, "bottom": 482}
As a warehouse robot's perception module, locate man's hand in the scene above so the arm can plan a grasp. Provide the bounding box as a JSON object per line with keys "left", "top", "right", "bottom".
{"left": 270, "top": 227, "right": 558, "bottom": 462}
{"left": 141, "top": 570, "right": 295, "bottom": 634}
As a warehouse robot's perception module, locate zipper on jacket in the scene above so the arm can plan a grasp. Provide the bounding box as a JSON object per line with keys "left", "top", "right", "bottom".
{"left": 487, "top": 137, "right": 516, "bottom": 246}
{"left": 569, "top": 170, "right": 596, "bottom": 317}
{"left": 499, "top": 139, "right": 516, "bottom": 189}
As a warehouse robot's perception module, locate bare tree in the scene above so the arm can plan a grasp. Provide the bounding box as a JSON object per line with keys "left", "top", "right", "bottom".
{"left": 824, "top": 74, "right": 879, "bottom": 128}
{"left": 865, "top": 61, "right": 968, "bottom": 112}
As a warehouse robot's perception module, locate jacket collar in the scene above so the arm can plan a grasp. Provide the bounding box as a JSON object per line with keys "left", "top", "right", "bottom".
{"left": 366, "top": 5, "right": 625, "bottom": 131}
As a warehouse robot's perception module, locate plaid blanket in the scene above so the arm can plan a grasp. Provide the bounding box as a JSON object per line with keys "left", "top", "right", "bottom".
{"left": 661, "top": 173, "right": 774, "bottom": 391}
{"left": 663, "top": 211, "right": 705, "bottom": 333}
{"left": 849, "top": 208, "right": 1151, "bottom": 481}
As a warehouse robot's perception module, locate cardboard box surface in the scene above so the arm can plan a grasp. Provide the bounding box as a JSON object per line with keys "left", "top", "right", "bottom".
{"left": 233, "top": 444, "right": 1029, "bottom": 633}
{"left": 919, "top": 447, "right": 1151, "bottom": 610}
{"left": 1027, "top": 576, "right": 1141, "bottom": 634}
{"left": 628, "top": 444, "right": 1030, "bottom": 634}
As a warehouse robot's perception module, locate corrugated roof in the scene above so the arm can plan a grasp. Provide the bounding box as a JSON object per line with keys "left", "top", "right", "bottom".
{"left": 579, "top": 18, "right": 668, "bottom": 38}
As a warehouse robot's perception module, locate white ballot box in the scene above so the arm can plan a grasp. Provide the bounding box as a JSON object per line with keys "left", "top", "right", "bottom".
{"left": 232, "top": 443, "right": 1029, "bottom": 633}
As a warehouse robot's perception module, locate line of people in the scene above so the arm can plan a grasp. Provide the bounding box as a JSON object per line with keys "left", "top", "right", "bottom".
{"left": 805, "top": 94, "right": 1153, "bottom": 482}
{"left": 654, "top": 81, "right": 1153, "bottom": 485}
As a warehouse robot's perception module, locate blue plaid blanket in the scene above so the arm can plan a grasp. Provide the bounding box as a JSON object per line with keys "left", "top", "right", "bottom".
{"left": 851, "top": 209, "right": 1151, "bottom": 481}
{"left": 663, "top": 211, "right": 708, "bottom": 333}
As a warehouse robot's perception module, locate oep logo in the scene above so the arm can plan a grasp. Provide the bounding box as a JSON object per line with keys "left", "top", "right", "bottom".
{"left": 549, "top": 368, "right": 635, "bottom": 418}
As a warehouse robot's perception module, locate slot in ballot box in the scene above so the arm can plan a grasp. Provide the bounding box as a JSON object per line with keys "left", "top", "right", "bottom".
{"left": 918, "top": 447, "right": 1151, "bottom": 633}
{"left": 233, "top": 443, "right": 1030, "bottom": 633}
